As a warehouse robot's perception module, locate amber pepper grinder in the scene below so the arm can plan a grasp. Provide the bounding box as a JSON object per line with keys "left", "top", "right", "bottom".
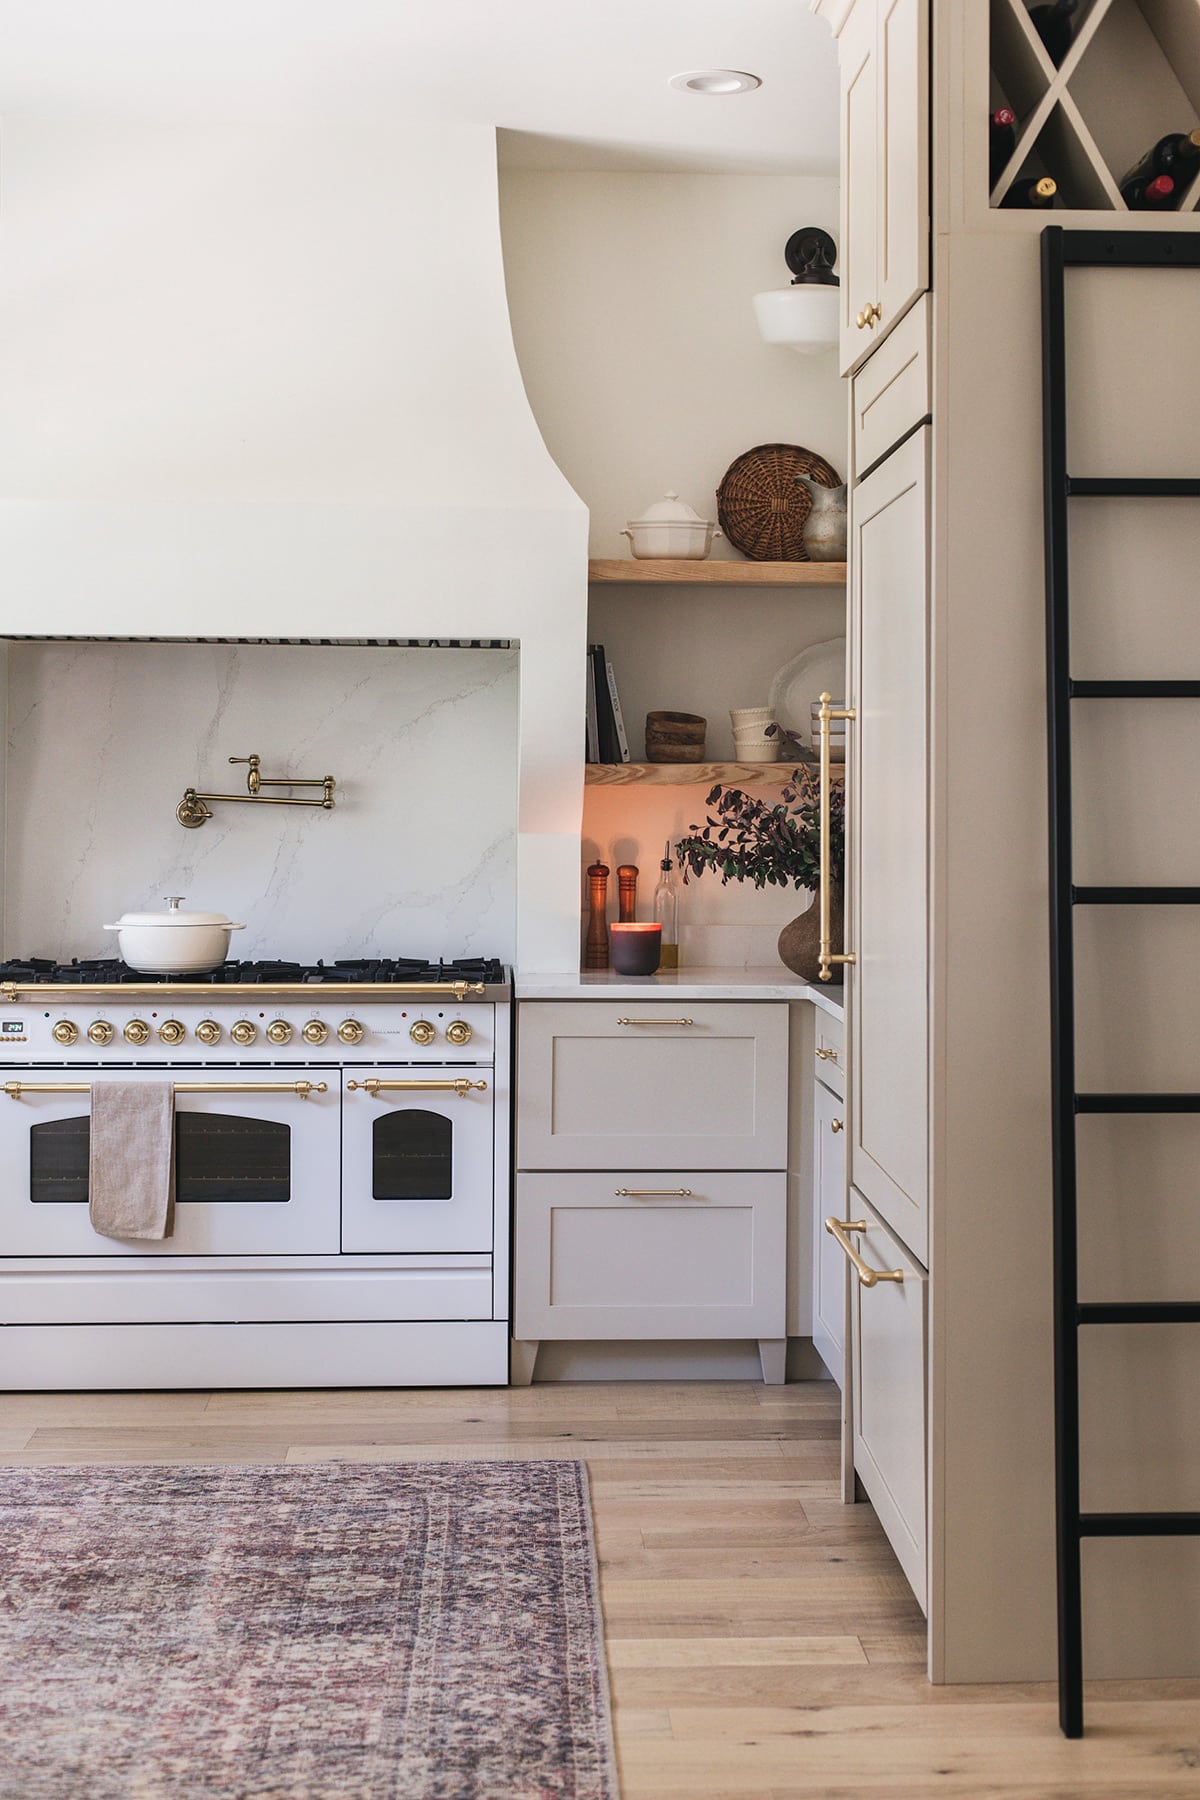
{"left": 617, "top": 863, "right": 639, "bottom": 923}
{"left": 585, "top": 861, "right": 611, "bottom": 969}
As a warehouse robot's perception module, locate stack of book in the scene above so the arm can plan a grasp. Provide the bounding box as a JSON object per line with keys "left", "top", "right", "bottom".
{"left": 586, "top": 644, "right": 631, "bottom": 763}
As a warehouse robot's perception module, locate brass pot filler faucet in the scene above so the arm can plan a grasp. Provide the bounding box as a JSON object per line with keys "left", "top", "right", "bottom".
{"left": 177, "top": 754, "right": 337, "bottom": 829}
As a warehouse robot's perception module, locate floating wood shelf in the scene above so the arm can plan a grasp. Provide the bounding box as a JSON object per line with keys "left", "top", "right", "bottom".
{"left": 588, "top": 559, "right": 847, "bottom": 586}
{"left": 585, "top": 761, "right": 846, "bottom": 787}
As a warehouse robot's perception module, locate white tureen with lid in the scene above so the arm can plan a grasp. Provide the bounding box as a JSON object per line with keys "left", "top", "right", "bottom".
{"left": 621, "top": 491, "right": 722, "bottom": 561}
{"left": 104, "top": 896, "right": 246, "bottom": 973}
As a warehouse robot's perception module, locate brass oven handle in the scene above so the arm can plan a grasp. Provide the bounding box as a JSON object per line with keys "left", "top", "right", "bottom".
{"left": 615, "top": 1017, "right": 695, "bottom": 1027}
{"left": 614, "top": 1188, "right": 693, "bottom": 1197}
{"left": 817, "top": 690, "right": 857, "bottom": 983}
{"left": 824, "top": 1217, "right": 904, "bottom": 1287}
{"left": 346, "top": 1078, "right": 488, "bottom": 1096}
{"left": 3, "top": 1080, "right": 328, "bottom": 1099}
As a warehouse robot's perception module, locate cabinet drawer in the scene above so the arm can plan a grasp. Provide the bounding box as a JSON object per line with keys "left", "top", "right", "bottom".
{"left": 846, "top": 1193, "right": 927, "bottom": 1609}
{"left": 814, "top": 1009, "right": 846, "bottom": 1101}
{"left": 515, "top": 1171, "right": 785, "bottom": 1340}
{"left": 516, "top": 1002, "right": 788, "bottom": 1170}
{"left": 852, "top": 293, "right": 929, "bottom": 475}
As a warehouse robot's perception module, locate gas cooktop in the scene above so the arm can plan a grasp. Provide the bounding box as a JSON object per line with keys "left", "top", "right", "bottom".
{"left": 0, "top": 956, "right": 507, "bottom": 988}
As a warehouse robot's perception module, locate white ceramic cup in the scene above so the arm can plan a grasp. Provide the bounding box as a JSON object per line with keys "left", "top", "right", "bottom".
{"left": 730, "top": 707, "right": 774, "bottom": 729}
{"left": 735, "top": 742, "right": 780, "bottom": 763}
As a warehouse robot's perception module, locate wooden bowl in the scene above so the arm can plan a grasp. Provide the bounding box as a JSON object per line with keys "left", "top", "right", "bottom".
{"left": 645, "top": 710, "right": 707, "bottom": 762}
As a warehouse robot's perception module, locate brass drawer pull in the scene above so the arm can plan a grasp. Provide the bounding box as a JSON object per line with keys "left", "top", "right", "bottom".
{"left": 815, "top": 1046, "right": 840, "bottom": 1063}
{"left": 347, "top": 1078, "right": 487, "bottom": 1097}
{"left": 614, "top": 1188, "right": 693, "bottom": 1198}
{"left": 824, "top": 1217, "right": 904, "bottom": 1287}
{"left": 831, "top": 1117, "right": 844, "bottom": 1133}
{"left": 615, "top": 1017, "right": 695, "bottom": 1027}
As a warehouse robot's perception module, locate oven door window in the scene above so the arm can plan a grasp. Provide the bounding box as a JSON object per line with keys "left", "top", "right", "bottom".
{"left": 372, "top": 1108, "right": 453, "bottom": 1201}
{"left": 29, "top": 1113, "right": 292, "bottom": 1204}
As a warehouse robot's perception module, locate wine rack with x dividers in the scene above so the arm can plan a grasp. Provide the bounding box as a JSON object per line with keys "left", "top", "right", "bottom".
{"left": 991, "top": 0, "right": 1200, "bottom": 211}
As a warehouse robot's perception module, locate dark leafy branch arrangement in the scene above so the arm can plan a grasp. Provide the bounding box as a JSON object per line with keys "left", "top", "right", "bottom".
{"left": 675, "top": 772, "right": 845, "bottom": 891}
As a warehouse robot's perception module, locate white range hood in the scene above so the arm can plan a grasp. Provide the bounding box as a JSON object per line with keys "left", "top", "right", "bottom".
{"left": 0, "top": 118, "right": 588, "bottom": 973}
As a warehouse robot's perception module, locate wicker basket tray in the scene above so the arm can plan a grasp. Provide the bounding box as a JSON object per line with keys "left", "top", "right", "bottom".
{"left": 716, "top": 443, "right": 842, "bottom": 562}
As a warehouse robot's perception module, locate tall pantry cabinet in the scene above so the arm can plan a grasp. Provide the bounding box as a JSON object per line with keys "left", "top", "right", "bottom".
{"left": 815, "top": 0, "right": 1200, "bottom": 1684}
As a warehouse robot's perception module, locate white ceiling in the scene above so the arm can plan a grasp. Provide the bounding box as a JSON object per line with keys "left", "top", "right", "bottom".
{"left": 0, "top": 0, "right": 839, "bottom": 174}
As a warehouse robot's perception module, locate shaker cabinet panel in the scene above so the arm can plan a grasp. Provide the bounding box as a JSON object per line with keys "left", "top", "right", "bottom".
{"left": 849, "top": 427, "right": 930, "bottom": 1263}
{"left": 839, "top": 1, "right": 879, "bottom": 373}
{"left": 516, "top": 1002, "right": 788, "bottom": 1171}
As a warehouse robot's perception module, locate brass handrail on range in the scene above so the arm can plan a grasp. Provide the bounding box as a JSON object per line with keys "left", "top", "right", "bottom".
{"left": 3, "top": 1080, "right": 329, "bottom": 1100}
{"left": 817, "top": 690, "right": 857, "bottom": 982}
{"left": 346, "top": 1079, "right": 488, "bottom": 1097}
{"left": 178, "top": 754, "right": 337, "bottom": 829}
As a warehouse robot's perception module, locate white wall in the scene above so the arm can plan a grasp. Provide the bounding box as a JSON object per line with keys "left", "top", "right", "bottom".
{"left": 5, "top": 643, "right": 518, "bottom": 964}
{"left": 0, "top": 118, "right": 588, "bottom": 974}
{"left": 500, "top": 170, "right": 846, "bottom": 555}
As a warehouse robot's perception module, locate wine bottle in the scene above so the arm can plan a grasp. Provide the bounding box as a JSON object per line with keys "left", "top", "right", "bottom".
{"left": 990, "top": 106, "right": 1017, "bottom": 188}
{"left": 1119, "top": 130, "right": 1200, "bottom": 201}
{"left": 1028, "top": 0, "right": 1078, "bottom": 68}
{"left": 1000, "top": 176, "right": 1057, "bottom": 210}
{"left": 1121, "top": 173, "right": 1176, "bottom": 210}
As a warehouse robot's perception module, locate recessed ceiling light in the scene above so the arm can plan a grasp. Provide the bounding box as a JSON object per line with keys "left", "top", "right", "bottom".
{"left": 669, "top": 70, "right": 762, "bottom": 96}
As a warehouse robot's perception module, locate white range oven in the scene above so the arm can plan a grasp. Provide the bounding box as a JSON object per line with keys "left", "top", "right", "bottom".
{"left": 0, "top": 964, "right": 511, "bottom": 1389}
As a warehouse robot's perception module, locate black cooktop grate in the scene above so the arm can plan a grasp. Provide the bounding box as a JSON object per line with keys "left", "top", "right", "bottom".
{"left": 0, "top": 957, "right": 506, "bottom": 987}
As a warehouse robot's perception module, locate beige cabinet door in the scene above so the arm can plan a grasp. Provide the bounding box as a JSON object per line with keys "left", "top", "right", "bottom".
{"left": 876, "top": 0, "right": 929, "bottom": 342}
{"left": 848, "top": 1195, "right": 928, "bottom": 1610}
{"left": 839, "top": 0, "right": 878, "bottom": 374}
{"left": 848, "top": 427, "right": 929, "bottom": 1262}
{"left": 812, "top": 1077, "right": 849, "bottom": 1386}
{"left": 516, "top": 1002, "right": 788, "bottom": 1171}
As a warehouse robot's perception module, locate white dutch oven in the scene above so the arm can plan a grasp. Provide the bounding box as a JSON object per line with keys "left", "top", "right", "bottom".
{"left": 621, "top": 491, "right": 721, "bottom": 560}
{"left": 104, "top": 896, "right": 246, "bottom": 973}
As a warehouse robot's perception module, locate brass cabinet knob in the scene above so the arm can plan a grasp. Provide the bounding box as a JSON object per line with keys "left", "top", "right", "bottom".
{"left": 158, "top": 1019, "right": 186, "bottom": 1045}
{"left": 302, "top": 1020, "right": 329, "bottom": 1046}
{"left": 230, "top": 1019, "right": 257, "bottom": 1046}
{"left": 266, "top": 1020, "right": 293, "bottom": 1045}
{"left": 87, "top": 1021, "right": 114, "bottom": 1046}
{"left": 337, "top": 1019, "right": 364, "bottom": 1045}
{"left": 410, "top": 1020, "right": 437, "bottom": 1046}
{"left": 856, "top": 308, "right": 868, "bottom": 329}
{"left": 831, "top": 1116, "right": 845, "bottom": 1133}
{"left": 868, "top": 301, "right": 882, "bottom": 326}
{"left": 51, "top": 1020, "right": 78, "bottom": 1046}
{"left": 195, "top": 1020, "right": 222, "bottom": 1046}
{"left": 445, "top": 1020, "right": 473, "bottom": 1046}
{"left": 123, "top": 1019, "right": 150, "bottom": 1046}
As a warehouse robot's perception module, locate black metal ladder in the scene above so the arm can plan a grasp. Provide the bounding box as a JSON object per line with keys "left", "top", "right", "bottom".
{"left": 1041, "top": 226, "right": 1200, "bottom": 1739}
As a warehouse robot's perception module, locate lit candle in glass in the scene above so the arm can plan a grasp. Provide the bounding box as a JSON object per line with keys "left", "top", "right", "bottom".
{"left": 609, "top": 922, "right": 662, "bottom": 976}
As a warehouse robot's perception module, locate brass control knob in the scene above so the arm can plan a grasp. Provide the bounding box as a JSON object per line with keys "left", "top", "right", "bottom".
{"left": 87, "top": 1021, "right": 114, "bottom": 1046}
{"left": 195, "top": 1019, "right": 222, "bottom": 1046}
{"left": 445, "top": 1020, "right": 473, "bottom": 1047}
{"left": 158, "top": 1019, "right": 186, "bottom": 1046}
{"left": 124, "top": 1019, "right": 151, "bottom": 1046}
{"left": 230, "top": 1020, "right": 257, "bottom": 1046}
{"left": 51, "top": 1020, "right": 79, "bottom": 1047}
{"left": 337, "top": 1019, "right": 364, "bottom": 1045}
{"left": 409, "top": 1020, "right": 436, "bottom": 1046}
{"left": 266, "top": 1019, "right": 293, "bottom": 1045}
{"left": 302, "top": 1020, "right": 329, "bottom": 1046}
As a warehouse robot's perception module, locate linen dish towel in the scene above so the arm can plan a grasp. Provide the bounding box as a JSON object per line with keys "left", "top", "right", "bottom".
{"left": 88, "top": 1081, "right": 176, "bottom": 1240}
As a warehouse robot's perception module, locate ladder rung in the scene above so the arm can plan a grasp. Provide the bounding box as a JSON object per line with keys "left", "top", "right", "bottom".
{"left": 1072, "top": 886, "right": 1200, "bottom": 905}
{"left": 1061, "top": 231, "right": 1200, "bottom": 269}
{"left": 1079, "top": 1513, "right": 1200, "bottom": 1537}
{"left": 1067, "top": 478, "right": 1200, "bottom": 498}
{"left": 1075, "top": 1094, "right": 1200, "bottom": 1113}
{"left": 1078, "top": 1301, "right": 1200, "bottom": 1324}
{"left": 1069, "top": 679, "right": 1200, "bottom": 698}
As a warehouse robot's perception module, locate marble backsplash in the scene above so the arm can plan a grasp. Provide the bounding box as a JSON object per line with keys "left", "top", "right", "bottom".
{"left": 4, "top": 642, "right": 518, "bottom": 964}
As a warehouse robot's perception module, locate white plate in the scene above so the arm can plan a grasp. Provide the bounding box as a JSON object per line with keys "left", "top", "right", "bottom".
{"left": 769, "top": 637, "right": 848, "bottom": 737}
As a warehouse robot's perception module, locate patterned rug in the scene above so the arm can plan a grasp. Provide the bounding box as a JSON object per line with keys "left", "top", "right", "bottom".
{"left": 0, "top": 1460, "right": 619, "bottom": 1800}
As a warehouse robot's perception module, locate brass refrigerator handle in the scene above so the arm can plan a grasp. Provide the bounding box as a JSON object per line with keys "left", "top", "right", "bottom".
{"left": 824, "top": 1217, "right": 904, "bottom": 1287}
{"left": 3, "top": 1080, "right": 329, "bottom": 1100}
{"left": 346, "top": 1078, "right": 488, "bottom": 1096}
{"left": 817, "top": 690, "right": 857, "bottom": 983}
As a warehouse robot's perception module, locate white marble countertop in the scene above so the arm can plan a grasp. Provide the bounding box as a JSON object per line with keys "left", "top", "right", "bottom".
{"left": 514, "top": 965, "right": 845, "bottom": 1018}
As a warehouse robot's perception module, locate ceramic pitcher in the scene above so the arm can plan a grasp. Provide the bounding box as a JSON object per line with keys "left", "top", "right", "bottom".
{"left": 795, "top": 474, "right": 848, "bottom": 562}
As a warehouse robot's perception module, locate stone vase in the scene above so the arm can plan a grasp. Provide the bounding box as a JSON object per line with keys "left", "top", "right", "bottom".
{"left": 795, "top": 475, "right": 848, "bottom": 563}
{"left": 777, "top": 882, "right": 843, "bottom": 982}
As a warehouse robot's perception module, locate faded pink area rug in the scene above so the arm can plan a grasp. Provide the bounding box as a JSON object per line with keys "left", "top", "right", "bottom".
{"left": 0, "top": 1461, "right": 619, "bottom": 1800}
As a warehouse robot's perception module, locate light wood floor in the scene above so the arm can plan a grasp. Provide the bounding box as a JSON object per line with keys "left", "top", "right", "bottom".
{"left": 2, "top": 1378, "right": 1198, "bottom": 1797}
